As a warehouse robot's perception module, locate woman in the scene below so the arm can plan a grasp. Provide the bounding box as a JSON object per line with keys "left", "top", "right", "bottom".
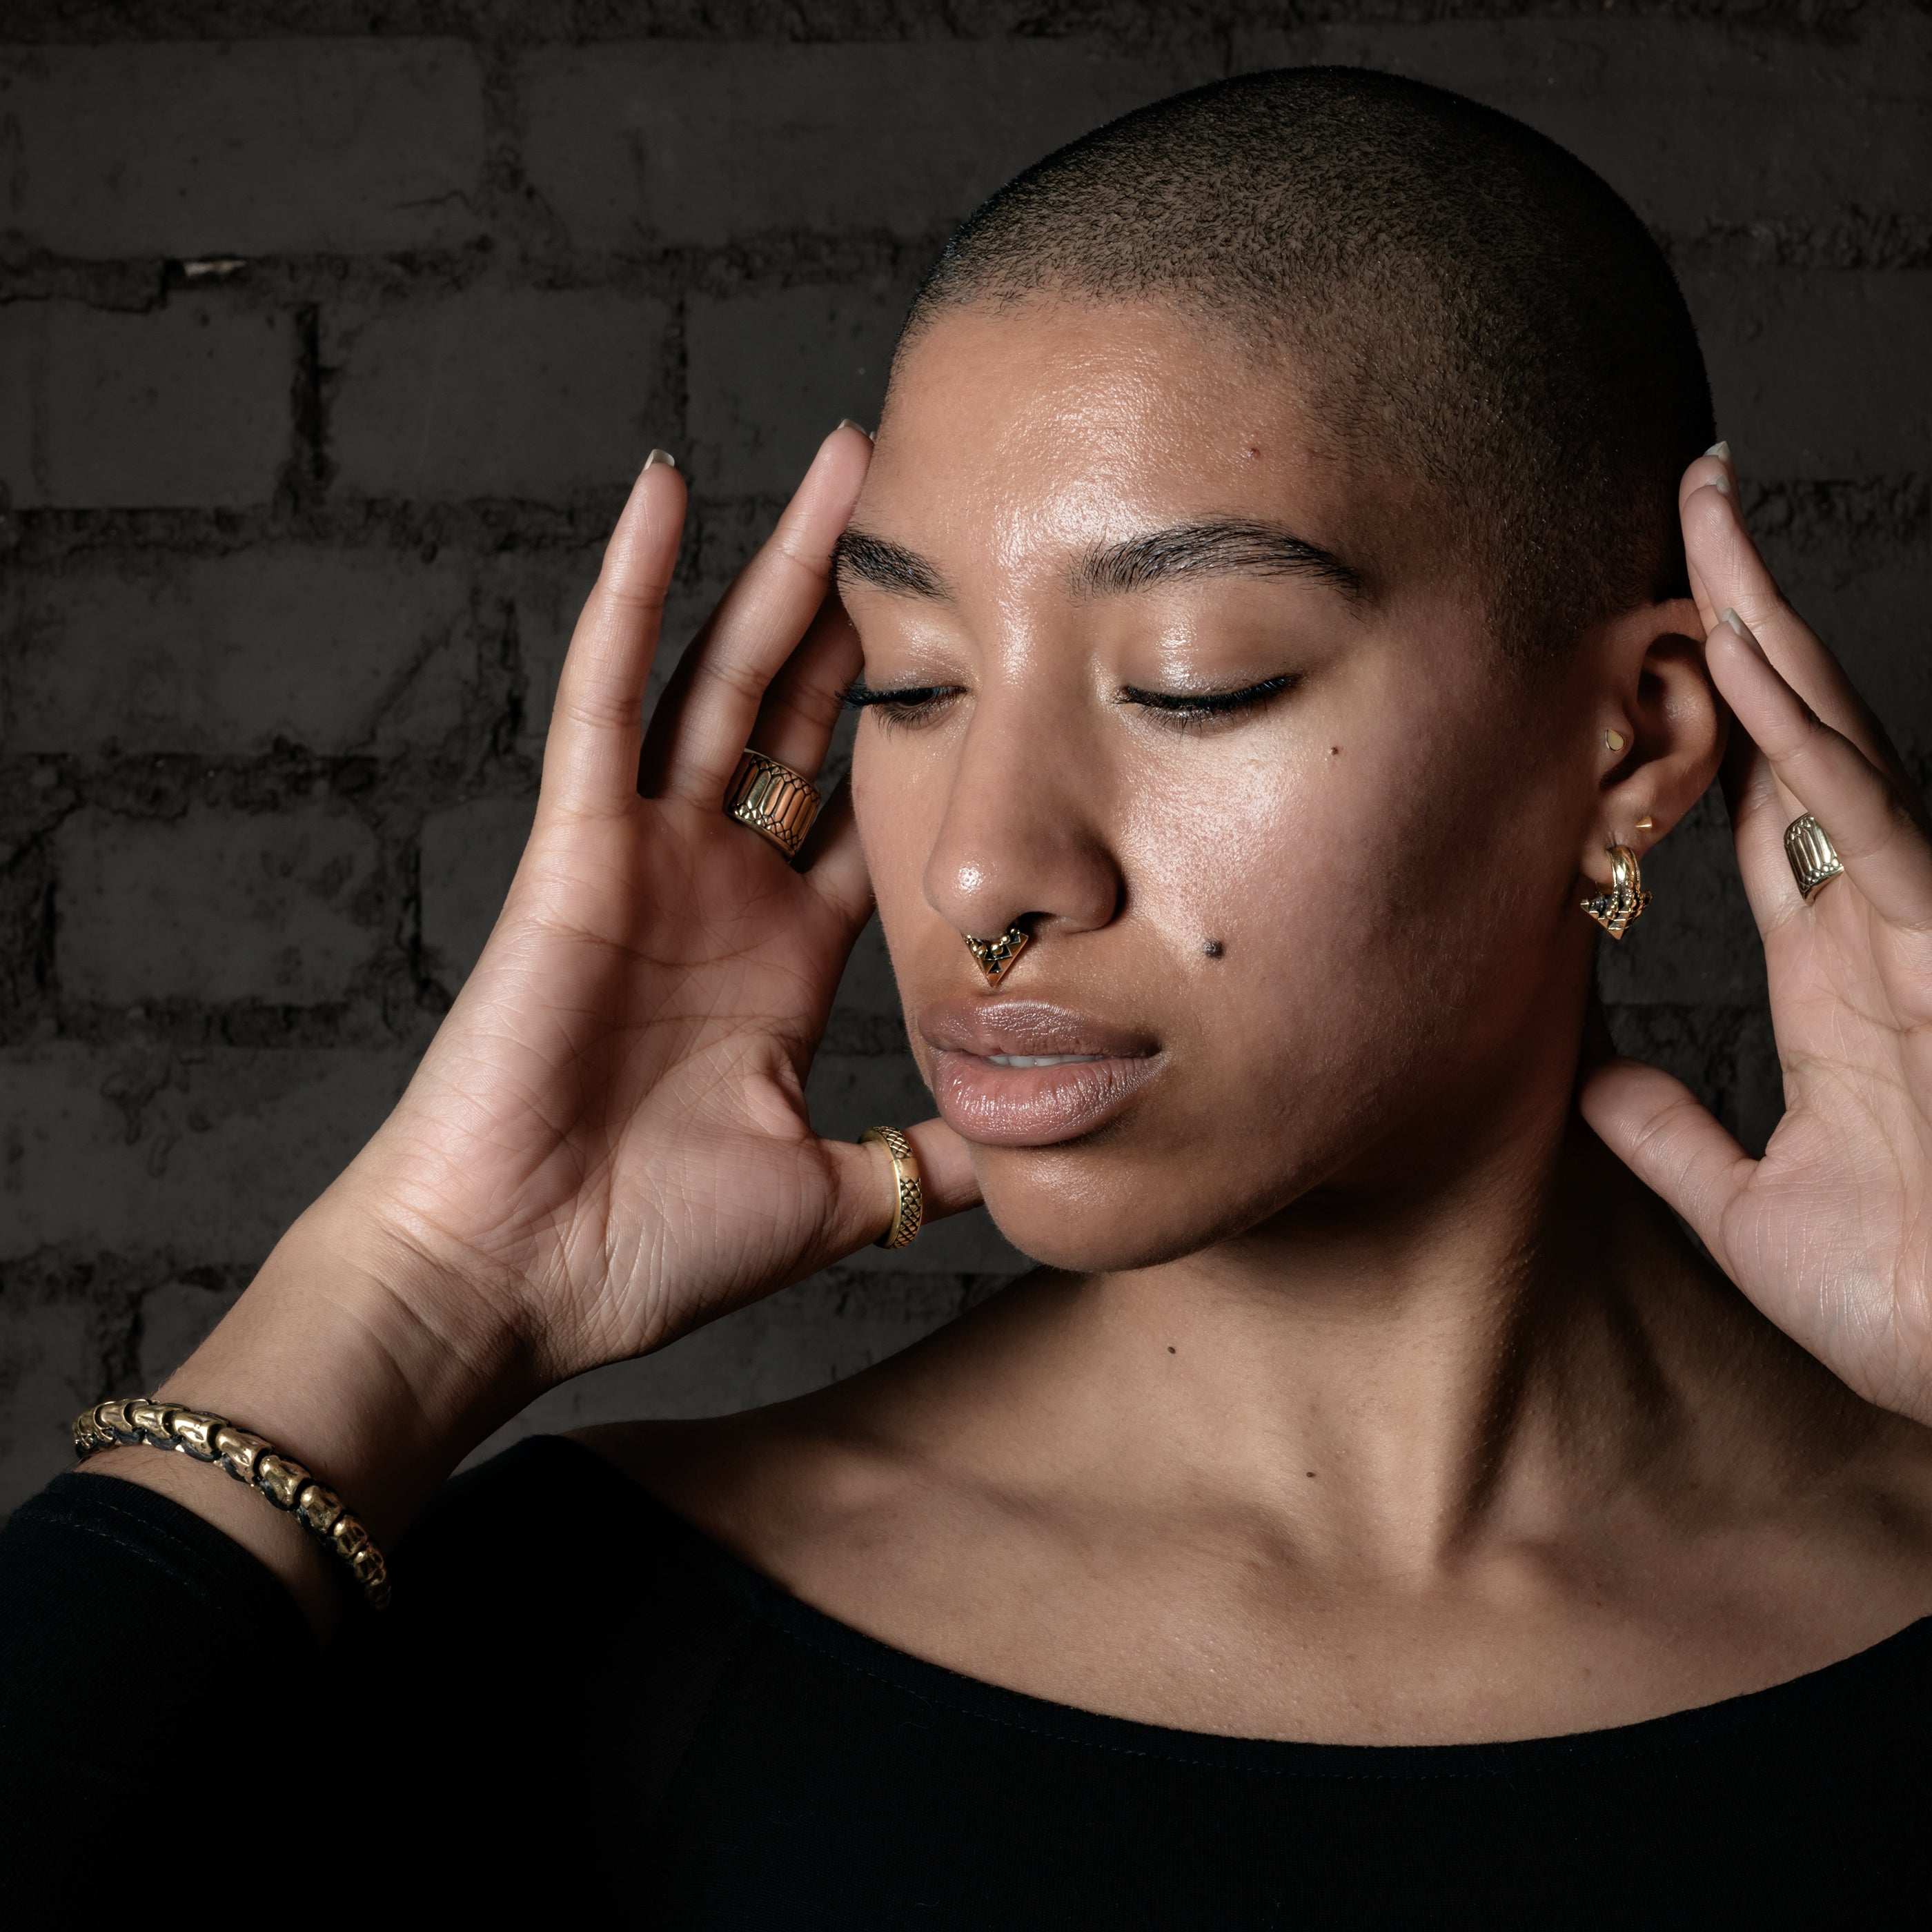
{"left": 6, "top": 70, "right": 1929, "bottom": 1920}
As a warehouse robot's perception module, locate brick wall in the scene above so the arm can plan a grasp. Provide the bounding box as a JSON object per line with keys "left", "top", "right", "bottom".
{"left": 2, "top": 5, "right": 1926, "bottom": 1510}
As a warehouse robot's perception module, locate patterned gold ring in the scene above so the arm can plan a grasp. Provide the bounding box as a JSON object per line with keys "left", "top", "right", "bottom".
{"left": 725, "top": 748, "right": 822, "bottom": 860}
{"left": 1784, "top": 813, "right": 1844, "bottom": 901}
{"left": 860, "top": 1125, "right": 924, "bottom": 1250}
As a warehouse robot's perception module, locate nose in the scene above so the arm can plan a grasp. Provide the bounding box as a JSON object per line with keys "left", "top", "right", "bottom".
{"left": 921, "top": 688, "right": 1124, "bottom": 945}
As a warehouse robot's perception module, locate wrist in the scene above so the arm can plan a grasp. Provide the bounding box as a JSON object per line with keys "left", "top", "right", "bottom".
{"left": 153, "top": 1182, "right": 541, "bottom": 1553}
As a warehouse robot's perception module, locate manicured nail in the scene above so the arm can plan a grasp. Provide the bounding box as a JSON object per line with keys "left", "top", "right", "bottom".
{"left": 643, "top": 448, "right": 676, "bottom": 471}
{"left": 1706, "top": 440, "right": 1731, "bottom": 464}
{"left": 837, "top": 417, "right": 873, "bottom": 440}
{"left": 1718, "top": 609, "right": 1771, "bottom": 664}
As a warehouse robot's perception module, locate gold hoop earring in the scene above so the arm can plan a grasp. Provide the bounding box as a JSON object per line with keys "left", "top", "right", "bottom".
{"left": 1580, "top": 843, "right": 1650, "bottom": 940}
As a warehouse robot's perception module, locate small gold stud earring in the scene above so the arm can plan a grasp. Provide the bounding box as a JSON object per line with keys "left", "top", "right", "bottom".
{"left": 1604, "top": 729, "right": 1627, "bottom": 753}
{"left": 1634, "top": 814, "right": 1655, "bottom": 832}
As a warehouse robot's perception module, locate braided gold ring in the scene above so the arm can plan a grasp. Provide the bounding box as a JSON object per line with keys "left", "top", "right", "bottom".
{"left": 725, "top": 748, "right": 822, "bottom": 860}
{"left": 860, "top": 1125, "right": 924, "bottom": 1250}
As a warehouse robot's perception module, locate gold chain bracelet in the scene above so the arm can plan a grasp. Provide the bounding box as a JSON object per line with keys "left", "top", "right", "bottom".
{"left": 72, "top": 1397, "right": 391, "bottom": 1610}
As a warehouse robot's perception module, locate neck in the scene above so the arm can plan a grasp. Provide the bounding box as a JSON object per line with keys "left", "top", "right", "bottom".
{"left": 925, "top": 1007, "right": 1813, "bottom": 1577}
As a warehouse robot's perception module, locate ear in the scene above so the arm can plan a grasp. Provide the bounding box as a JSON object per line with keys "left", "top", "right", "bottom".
{"left": 1576, "top": 595, "right": 1725, "bottom": 879}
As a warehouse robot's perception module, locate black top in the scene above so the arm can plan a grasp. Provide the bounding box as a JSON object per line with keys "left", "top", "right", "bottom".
{"left": 3, "top": 1435, "right": 1927, "bottom": 1924}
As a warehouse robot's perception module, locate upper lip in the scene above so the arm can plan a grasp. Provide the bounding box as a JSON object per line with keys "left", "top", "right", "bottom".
{"left": 918, "top": 998, "right": 1157, "bottom": 1061}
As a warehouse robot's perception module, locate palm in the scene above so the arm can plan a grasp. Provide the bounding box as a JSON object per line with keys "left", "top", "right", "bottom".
{"left": 345, "top": 438, "right": 968, "bottom": 1384}
{"left": 1584, "top": 450, "right": 1932, "bottom": 1422}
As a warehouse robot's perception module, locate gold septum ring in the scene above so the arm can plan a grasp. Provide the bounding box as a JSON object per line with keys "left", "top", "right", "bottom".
{"left": 1784, "top": 812, "right": 1844, "bottom": 901}
{"left": 860, "top": 1125, "right": 924, "bottom": 1250}
{"left": 725, "top": 748, "right": 822, "bottom": 860}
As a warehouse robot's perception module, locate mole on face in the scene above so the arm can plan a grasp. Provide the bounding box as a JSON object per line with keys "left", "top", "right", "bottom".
{"left": 1202, "top": 939, "right": 1225, "bottom": 959}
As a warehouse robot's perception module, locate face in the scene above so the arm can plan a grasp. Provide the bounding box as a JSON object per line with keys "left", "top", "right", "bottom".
{"left": 842, "top": 299, "right": 1646, "bottom": 1272}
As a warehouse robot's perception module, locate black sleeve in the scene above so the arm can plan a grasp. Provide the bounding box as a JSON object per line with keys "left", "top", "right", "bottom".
{"left": 0, "top": 1439, "right": 750, "bottom": 1915}
{"left": 0, "top": 1470, "right": 320, "bottom": 1902}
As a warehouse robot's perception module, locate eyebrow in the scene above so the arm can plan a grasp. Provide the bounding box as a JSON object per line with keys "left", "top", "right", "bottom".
{"left": 833, "top": 518, "right": 1363, "bottom": 603}
{"left": 831, "top": 530, "right": 947, "bottom": 598}
{"left": 1074, "top": 520, "right": 1363, "bottom": 598}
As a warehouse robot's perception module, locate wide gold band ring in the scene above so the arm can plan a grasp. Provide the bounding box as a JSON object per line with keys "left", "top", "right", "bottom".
{"left": 860, "top": 1125, "right": 924, "bottom": 1250}
{"left": 725, "top": 749, "right": 822, "bottom": 860}
{"left": 1784, "top": 813, "right": 1844, "bottom": 901}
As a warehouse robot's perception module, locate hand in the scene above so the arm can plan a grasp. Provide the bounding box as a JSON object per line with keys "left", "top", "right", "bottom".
{"left": 1581, "top": 444, "right": 1932, "bottom": 1424}
{"left": 337, "top": 429, "right": 977, "bottom": 1391}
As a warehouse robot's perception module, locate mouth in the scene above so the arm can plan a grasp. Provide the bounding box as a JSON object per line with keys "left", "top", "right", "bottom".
{"left": 919, "top": 1000, "right": 1163, "bottom": 1147}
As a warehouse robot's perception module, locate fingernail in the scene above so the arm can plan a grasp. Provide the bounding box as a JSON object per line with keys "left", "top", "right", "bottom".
{"left": 1718, "top": 608, "right": 1769, "bottom": 662}
{"left": 837, "top": 418, "right": 873, "bottom": 440}
{"left": 1706, "top": 440, "right": 1732, "bottom": 464}
{"left": 1709, "top": 471, "right": 1731, "bottom": 497}
{"left": 643, "top": 448, "right": 677, "bottom": 471}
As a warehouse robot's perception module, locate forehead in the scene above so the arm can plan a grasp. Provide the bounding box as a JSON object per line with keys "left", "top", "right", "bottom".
{"left": 859, "top": 299, "right": 1441, "bottom": 589}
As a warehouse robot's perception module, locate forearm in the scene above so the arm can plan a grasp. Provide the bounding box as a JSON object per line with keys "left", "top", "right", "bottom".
{"left": 83, "top": 1179, "right": 540, "bottom": 1635}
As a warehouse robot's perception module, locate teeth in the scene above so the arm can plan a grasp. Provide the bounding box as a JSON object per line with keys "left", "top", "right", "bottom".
{"left": 985, "top": 1053, "right": 1106, "bottom": 1068}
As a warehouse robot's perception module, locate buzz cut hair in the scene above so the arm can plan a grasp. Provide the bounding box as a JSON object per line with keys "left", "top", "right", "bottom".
{"left": 901, "top": 68, "right": 1715, "bottom": 660}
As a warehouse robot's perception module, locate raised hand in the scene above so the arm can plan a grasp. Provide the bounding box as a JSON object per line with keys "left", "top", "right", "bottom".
{"left": 331, "top": 428, "right": 976, "bottom": 1391}
{"left": 1581, "top": 445, "right": 1932, "bottom": 1424}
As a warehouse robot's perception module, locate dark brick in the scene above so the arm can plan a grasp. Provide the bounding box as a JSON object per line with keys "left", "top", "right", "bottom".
{"left": 1, "top": 1046, "right": 415, "bottom": 1264}
{"left": 687, "top": 281, "right": 906, "bottom": 495}
{"left": 0, "top": 295, "right": 290, "bottom": 509}
{"left": 53, "top": 801, "right": 384, "bottom": 1005}
{"left": 3, "top": 546, "right": 480, "bottom": 757}
{"left": 1232, "top": 17, "right": 1932, "bottom": 241}
{"left": 520, "top": 41, "right": 1221, "bottom": 251}
{"left": 327, "top": 288, "right": 676, "bottom": 501}
{"left": 0, "top": 40, "right": 487, "bottom": 259}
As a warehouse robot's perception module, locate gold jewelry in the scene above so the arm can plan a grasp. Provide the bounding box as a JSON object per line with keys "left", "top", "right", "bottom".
{"left": 859, "top": 1125, "right": 923, "bottom": 1249}
{"left": 963, "top": 926, "right": 1030, "bottom": 985}
{"left": 72, "top": 1397, "right": 391, "bottom": 1610}
{"left": 724, "top": 749, "right": 822, "bottom": 860}
{"left": 1784, "top": 812, "right": 1844, "bottom": 900}
{"left": 1580, "top": 843, "right": 1650, "bottom": 940}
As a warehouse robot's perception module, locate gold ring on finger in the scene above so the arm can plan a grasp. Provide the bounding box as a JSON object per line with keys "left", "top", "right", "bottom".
{"left": 860, "top": 1125, "right": 924, "bottom": 1250}
{"left": 725, "top": 748, "right": 822, "bottom": 860}
{"left": 1784, "top": 812, "right": 1845, "bottom": 901}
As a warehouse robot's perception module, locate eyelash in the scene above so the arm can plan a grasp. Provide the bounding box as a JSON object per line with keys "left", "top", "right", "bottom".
{"left": 843, "top": 682, "right": 960, "bottom": 729}
{"left": 842, "top": 674, "right": 1297, "bottom": 733}
{"left": 1119, "top": 675, "right": 1297, "bottom": 730}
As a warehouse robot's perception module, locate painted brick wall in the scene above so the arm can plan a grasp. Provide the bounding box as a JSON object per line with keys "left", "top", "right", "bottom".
{"left": 2, "top": 4, "right": 1926, "bottom": 1510}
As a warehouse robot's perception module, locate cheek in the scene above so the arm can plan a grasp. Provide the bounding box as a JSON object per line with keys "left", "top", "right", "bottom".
{"left": 851, "top": 729, "right": 943, "bottom": 940}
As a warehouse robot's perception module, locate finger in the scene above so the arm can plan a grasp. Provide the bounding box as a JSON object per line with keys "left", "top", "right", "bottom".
{"left": 540, "top": 452, "right": 685, "bottom": 818}
{"left": 749, "top": 593, "right": 862, "bottom": 780}
{"left": 1711, "top": 609, "right": 1932, "bottom": 930}
{"left": 825, "top": 1118, "right": 981, "bottom": 1255}
{"left": 640, "top": 424, "right": 872, "bottom": 805}
{"left": 1677, "top": 445, "right": 1729, "bottom": 635}
{"left": 798, "top": 780, "right": 875, "bottom": 930}
{"left": 1680, "top": 460, "right": 1914, "bottom": 803}
{"left": 1578, "top": 1058, "right": 1753, "bottom": 1280}
{"left": 1716, "top": 712, "right": 1800, "bottom": 937}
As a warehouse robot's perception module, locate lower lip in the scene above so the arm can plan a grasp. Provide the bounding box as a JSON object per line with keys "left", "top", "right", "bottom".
{"left": 930, "top": 1051, "right": 1163, "bottom": 1146}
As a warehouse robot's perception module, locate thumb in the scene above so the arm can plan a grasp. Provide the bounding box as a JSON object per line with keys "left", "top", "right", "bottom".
{"left": 823, "top": 1118, "right": 983, "bottom": 1253}
{"left": 1578, "top": 1058, "right": 1755, "bottom": 1280}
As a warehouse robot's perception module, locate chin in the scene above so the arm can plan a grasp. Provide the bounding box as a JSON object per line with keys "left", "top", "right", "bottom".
{"left": 972, "top": 1150, "right": 1281, "bottom": 1275}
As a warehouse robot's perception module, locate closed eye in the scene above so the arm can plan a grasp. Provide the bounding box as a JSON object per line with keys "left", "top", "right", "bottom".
{"left": 1120, "top": 675, "right": 1297, "bottom": 729}
{"left": 843, "top": 680, "right": 963, "bottom": 729}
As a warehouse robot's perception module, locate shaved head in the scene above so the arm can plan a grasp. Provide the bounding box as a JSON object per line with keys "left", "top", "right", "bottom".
{"left": 901, "top": 67, "right": 1713, "bottom": 659}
